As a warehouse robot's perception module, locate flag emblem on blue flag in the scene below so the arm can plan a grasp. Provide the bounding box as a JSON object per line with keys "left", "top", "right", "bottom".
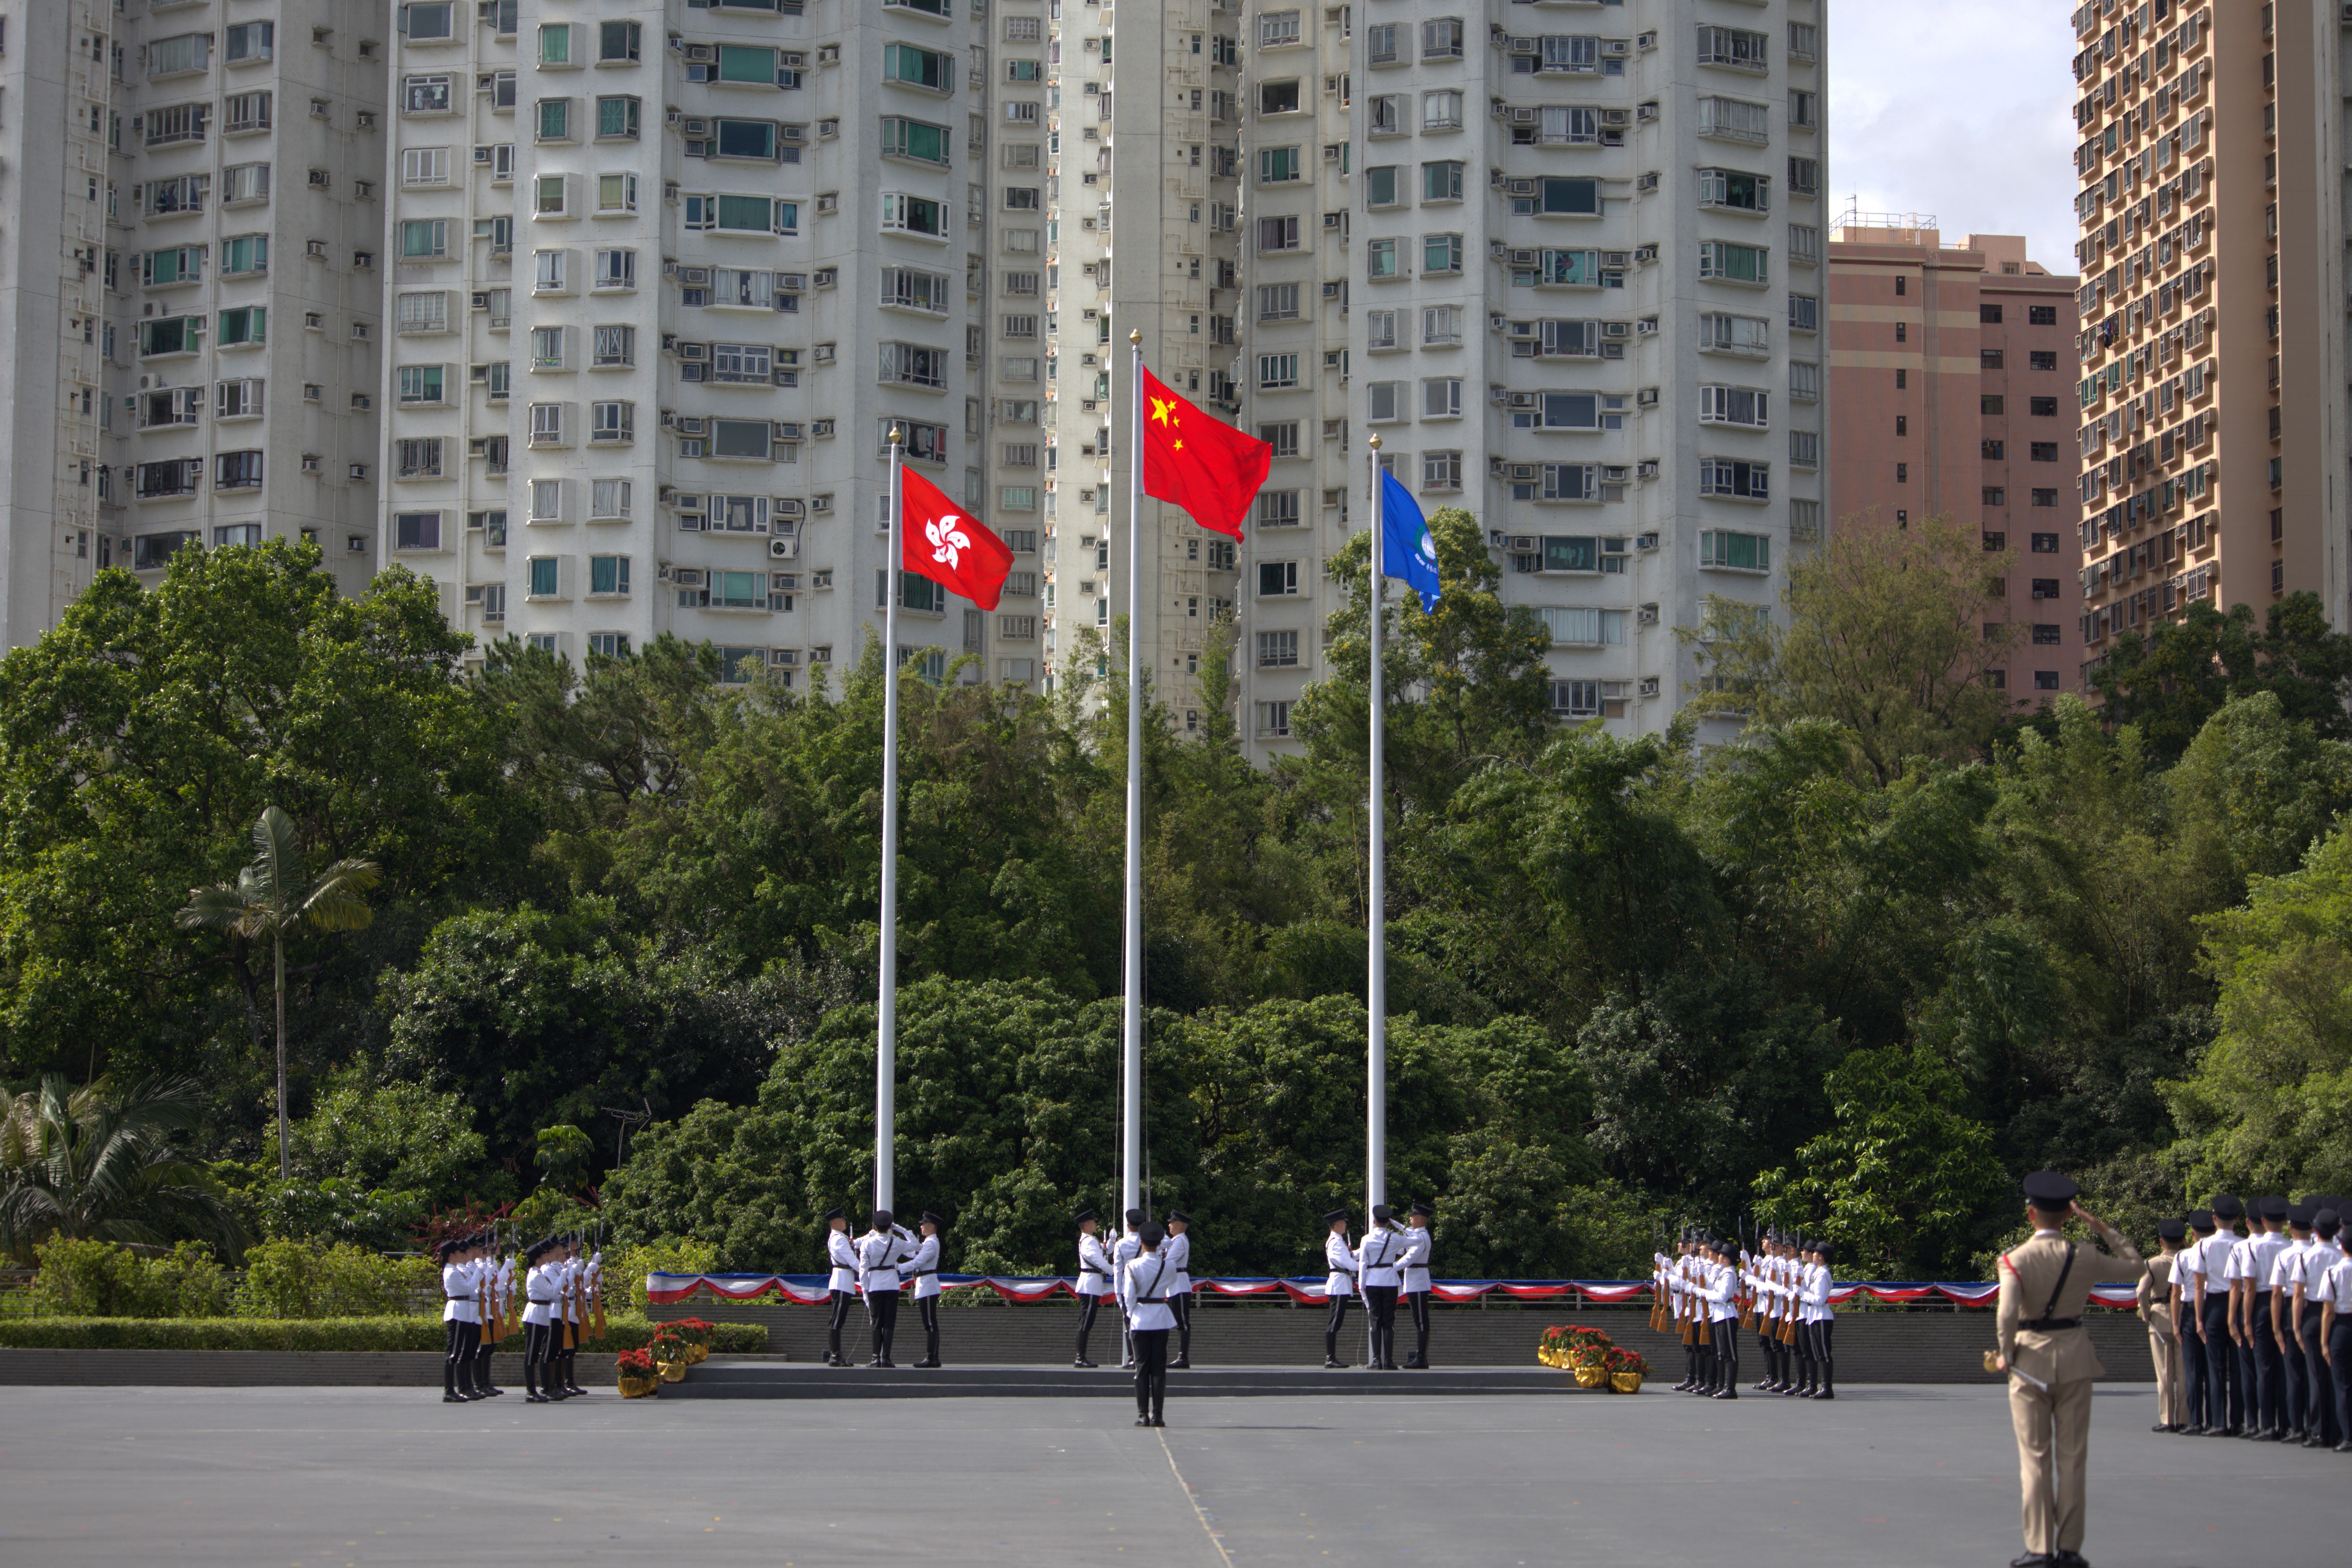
{"left": 1378, "top": 471, "right": 1443, "bottom": 614}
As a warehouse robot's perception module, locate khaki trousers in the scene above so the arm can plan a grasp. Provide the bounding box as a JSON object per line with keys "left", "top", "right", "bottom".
{"left": 2149, "top": 1328, "right": 2181, "bottom": 1426}
{"left": 2010, "top": 1372, "right": 2094, "bottom": 1557}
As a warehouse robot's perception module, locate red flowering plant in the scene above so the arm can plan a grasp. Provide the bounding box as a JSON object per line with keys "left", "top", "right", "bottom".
{"left": 1537, "top": 1324, "right": 1616, "bottom": 1370}
{"left": 648, "top": 1323, "right": 691, "bottom": 1363}
{"left": 1602, "top": 1345, "right": 1650, "bottom": 1378}
{"left": 615, "top": 1347, "right": 657, "bottom": 1379}
{"left": 670, "top": 1317, "right": 716, "bottom": 1348}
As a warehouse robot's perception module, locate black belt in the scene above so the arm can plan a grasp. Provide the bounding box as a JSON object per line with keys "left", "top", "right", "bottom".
{"left": 2031, "top": 1318, "right": 2082, "bottom": 1331}
{"left": 907, "top": 1268, "right": 937, "bottom": 1277}
{"left": 1081, "top": 1266, "right": 1110, "bottom": 1276}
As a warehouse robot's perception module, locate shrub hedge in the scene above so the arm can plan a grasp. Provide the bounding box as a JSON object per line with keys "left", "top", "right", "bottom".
{"left": 0, "top": 1314, "right": 767, "bottom": 1354}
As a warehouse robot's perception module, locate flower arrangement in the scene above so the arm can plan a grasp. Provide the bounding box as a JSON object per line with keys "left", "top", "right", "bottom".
{"left": 1536, "top": 1324, "right": 1615, "bottom": 1372}
{"left": 670, "top": 1317, "right": 716, "bottom": 1363}
{"left": 648, "top": 1323, "right": 692, "bottom": 1381}
{"left": 1601, "top": 1345, "right": 1649, "bottom": 1379}
{"left": 615, "top": 1346, "right": 659, "bottom": 1398}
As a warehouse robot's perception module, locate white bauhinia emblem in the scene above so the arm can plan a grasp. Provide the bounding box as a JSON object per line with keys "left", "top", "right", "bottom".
{"left": 926, "top": 513, "right": 973, "bottom": 570}
{"left": 1414, "top": 525, "right": 1438, "bottom": 568}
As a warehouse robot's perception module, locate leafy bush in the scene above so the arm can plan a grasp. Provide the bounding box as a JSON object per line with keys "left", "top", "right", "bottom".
{"left": 604, "top": 1237, "right": 722, "bottom": 1314}
{"left": 0, "top": 1312, "right": 766, "bottom": 1353}
{"left": 29, "top": 1239, "right": 230, "bottom": 1318}
{"left": 213, "top": 1165, "right": 429, "bottom": 1254}
{"left": 233, "top": 1239, "right": 437, "bottom": 1319}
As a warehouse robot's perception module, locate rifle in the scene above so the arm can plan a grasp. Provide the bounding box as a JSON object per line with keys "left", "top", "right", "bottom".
{"left": 590, "top": 1221, "right": 608, "bottom": 1338}
{"left": 481, "top": 1230, "right": 501, "bottom": 1349}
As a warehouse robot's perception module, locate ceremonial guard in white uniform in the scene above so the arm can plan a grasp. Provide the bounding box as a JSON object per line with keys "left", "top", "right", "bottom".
{"left": 1321, "top": 1209, "right": 1355, "bottom": 1368}
{"left": 1397, "top": 1201, "right": 1435, "bottom": 1368}
{"left": 552, "top": 1235, "right": 586, "bottom": 1396}
{"left": 904, "top": 1213, "right": 945, "bottom": 1368}
{"left": 2319, "top": 1208, "right": 2352, "bottom": 1451}
{"left": 1073, "top": 1209, "right": 1113, "bottom": 1368}
{"left": 1357, "top": 1205, "right": 1404, "bottom": 1371}
{"left": 1163, "top": 1211, "right": 1195, "bottom": 1369}
{"left": 2295, "top": 1206, "right": 2347, "bottom": 1447}
{"left": 1668, "top": 1233, "right": 1698, "bottom": 1392}
{"left": 1702, "top": 1237, "right": 1739, "bottom": 1399}
{"left": 822, "top": 1207, "right": 859, "bottom": 1368}
{"left": 440, "top": 1237, "right": 481, "bottom": 1403}
{"left": 1120, "top": 1222, "right": 1177, "bottom": 1427}
{"left": 856, "top": 1212, "right": 915, "bottom": 1367}
{"left": 1800, "top": 1240, "right": 1836, "bottom": 1399}
{"left": 520, "top": 1238, "right": 564, "bottom": 1402}
{"left": 1112, "top": 1208, "right": 1144, "bottom": 1368}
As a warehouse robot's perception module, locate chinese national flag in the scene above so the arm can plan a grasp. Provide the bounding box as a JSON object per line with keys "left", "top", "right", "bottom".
{"left": 899, "top": 465, "right": 1015, "bottom": 611}
{"left": 1140, "top": 367, "right": 1272, "bottom": 541}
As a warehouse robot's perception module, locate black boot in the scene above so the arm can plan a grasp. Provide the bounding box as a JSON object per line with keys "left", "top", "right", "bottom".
{"left": 1816, "top": 1357, "right": 1835, "bottom": 1400}
{"left": 443, "top": 1359, "right": 465, "bottom": 1403}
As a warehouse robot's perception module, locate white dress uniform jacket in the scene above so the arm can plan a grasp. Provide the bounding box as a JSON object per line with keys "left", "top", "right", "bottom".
{"left": 1161, "top": 1230, "right": 1193, "bottom": 1299}
{"left": 1396, "top": 1227, "right": 1433, "bottom": 1294}
{"left": 826, "top": 1228, "right": 861, "bottom": 1293}
{"left": 1802, "top": 1260, "right": 1833, "bottom": 1323}
{"left": 1357, "top": 1227, "right": 1402, "bottom": 1290}
{"left": 523, "top": 1263, "right": 557, "bottom": 1326}
{"left": 857, "top": 1227, "right": 914, "bottom": 1293}
{"left": 1121, "top": 1252, "right": 1177, "bottom": 1333}
{"left": 1076, "top": 1231, "right": 1117, "bottom": 1297}
{"left": 901, "top": 1232, "right": 943, "bottom": 1300}
{"left": 1324, "top": 1232, "right": 1357, "bottom": 1297}
{"left": 441, "top": 1261, "right": 479, "bottom": 1324}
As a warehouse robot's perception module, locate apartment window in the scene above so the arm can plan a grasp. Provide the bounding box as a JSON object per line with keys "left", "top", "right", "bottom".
{"left": 1982, "top": 440, "right": 2006, "bottom": 460}
{"left": 536, "top": 98, "right": 574, "bottom": 142}
{"left": 1700, "top": 242, "right": 1769, "bottom": 285}
{"left": 1790, "top": 431, "right": 1820, "bottom": 469}
{"left": 1366, "top": 239, "right": 1399, "bottom": 279}
{"left": 1257, "top": 630, "right": 1300, "bottom": 668}
{"left": 527, "top": 558, "right": 561, "bottom": 598}
{"left": 1257, "top": 560, "right": 1301, "bottom": 599}
{"left": 403, "top": 75, "right": 453, "bottom": 115}
{"left": 1700, "top": 313, "right": 1772, "bottom": 356}
{"left": 1422, "top": 17, "right": 1466, "bottom": 59}
{"left": 882, "top": 116, "right": 951, "bottom": 166}
{"left": 396, "top": 438, "right": 444, "bottom": 478}
{"left": 215, "top": 379, "right": 263, "bottom": 419}
{"left": 1257, "top": 283, "right": 1301, "bottom": 322}
{"left": 1698, "top": 459, "right": 1770, "bottom": 501}
{"left": 1366, "top": 166, "right": 1401, "bottom": 207}
{"left": 1256, "top": 700, "right": 1293, "bottom": 738}
{"left": 1258, "top": 353, "right": 1300, "bottom": 391}
{"left": 1698, "top": 169, "right": 1769, "bottom": 213}
{"left": 881, "top": 193, "right": 949, "bottom": 238}
{"left": 1258, "top": 422, "right": 1301, "bottom": 459}
{"left": 224, "top": 93, "right": 273, "bottom": 134}
{"left": 1422, "top": 234, "right": 1464, "bottom": 275}
{"left": 1698, "top": 386, "right": 1769, "bottom": 428}
{"left": 144, "top": 103, "right": 211, "bottom": 148}
{"left": 883, "top": 42, "right": 954, "bottom": 92}
{"left": 1981, "top": 349, "right": 2005, "bottom": 370}
{"left": 1787, "top": 157, "right": 1820, "bottom": 196}
{"left": 218, "top": 307, "right": 266, "bottom": 347}
{"left": 2029, "top": 351, "right": 2059, "bottom": 372}
{"left": 399, "top": 219, "right": 450, "bottom": 260}
{"left": 1423, "top": 306, "right": 1462, "bottom": 347}
{"left": 595, "top": 250, "right": 637, "bottom": 292}
{"left": 222, "top": 164, "right": 269, "bottom": 205}
{"left": 1787, "top": 90, "right": 1818, "bottom": 131}
{"left": 401, "top": 3, "right": 457, "bottom": 40}
{"left": 590, "top": 402, "right": 634, "bottom": 444}
{"left": 212, "top": 452, "right": 265, "bottom": 491}
{"left": 600, "top": 21, "right": 642, "bottom": 63}
{"left": 2029, "top": 305, "right": 2059, "bottom": 327}
{"left": 1258, "top": 215, "right": 1301, "bottom": 253}
{"left": 1698, "top": 96, "right": 1771, "bottom": 144}
{"left": 394, "top": 512, "right": 443, "bottom": 552}
{"left": 1258, "top": 146, "right": 1302, "bottom": 185}
{"left": 397, "top": 365, "right": 447, "bottom": 405}
{"left": 595, "top": 96, "right": 641, "bottom": 140}
{"left": 1257, "top": 491, "right": 1302, "bottom": 529}
{"left": 1422, "top": 91, "right": 1464, "bottom": 131}
{"left": 1699, "top": 530, "right": 1771, "bottom": 571}
{"left": 1789, "top": 360, "right": 1821, "bottom": 401}
{"left": 1366, "top": 381, "right": 1406, "bottom": 422}
{"left": 1422, "top": 161, "right": 1465, "bottom": 203}
{"left": 1422, "top": 451, "right": 1462, "bottom": 491}
{"left": 589, "top": 555, "right": 632, "bottom": 597}
{"left": 587, "top": 325, "right": 633, "bottom": 369}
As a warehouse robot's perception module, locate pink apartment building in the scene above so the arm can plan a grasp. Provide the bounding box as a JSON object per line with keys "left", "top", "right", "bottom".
{"left": 1828, "top": 223, "right": 2085, "bottom": 703}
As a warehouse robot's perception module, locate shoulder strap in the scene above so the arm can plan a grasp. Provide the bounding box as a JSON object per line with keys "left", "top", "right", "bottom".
{"left": 2030, "top": 1241, "right": 2078, "bottom": 1329}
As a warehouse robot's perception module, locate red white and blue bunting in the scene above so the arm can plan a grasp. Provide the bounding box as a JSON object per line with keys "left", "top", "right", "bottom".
{"left": 645, "top": 1274, "right": 2143, "bottom": 1310}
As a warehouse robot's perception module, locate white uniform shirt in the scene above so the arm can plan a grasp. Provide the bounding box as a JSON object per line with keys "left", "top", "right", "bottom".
{"left": 523, "top": 1261, "right": 558, "bottom": 1326}
{"left": 1802, "top": 1261, "right": 1833, "bottom": 1323}
{"left": 1323, "top": 1232, "right": 1357, "bottom": 1296}
{"left": 1076, "top": 1231, "right": 1116, "bottom": 1297}
{"left": 825, "top": 1228, "right": 860, "bottom": 1292}
{"left": 856, "top": 1227, "right": 912, "bottom": 1293}
{"left": 1357, "top": 1226, "right": 1403, "bottom": 1290}
{"left": 2296, "top": 1238, "right": 2347, "bottom": 1305}
{"left": 441, "top": 1261, "right": 479, "bottom": 1324}
{"left": 2269, "top": 1236, "right": 2310, "bottom": 1295}
{"left": 2243, "top": 1230, "right": 2288, "bottom": 1294}
{"left": 1395, "top": 1225, "right": 1433, "bottom": 1294}
{"left": 2198, "top": 1231, "right": 2239, "bottom": 1297}
{"left": 1702, "top": 1260, "right": 1737, "bottom": 1321}
{"left": 901, "top": 1233, "right": 943, "bottom": 1300}
{"left": 1161, "top": 1230, "right": 1192, "bottom": 1297}
{"left": 556, "top": 1257, "right": 580, "bottom": 1323}
{"left": 1121, "top": 1251, "right": 1177, "bottom": 1333}
{"left": 2321, "top": 1253, "right": 2352, "bottom": 1313}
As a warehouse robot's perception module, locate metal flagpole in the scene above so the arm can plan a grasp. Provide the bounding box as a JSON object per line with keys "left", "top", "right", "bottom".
{"left": 876, "top": 427, "right": 903, "bottom": 1216}
{"left": 1366, "top": 434, "right": 1386, "bottom": 1217}
{"left": 1120, "top": 331, "right": 1145, "bottom": 1221}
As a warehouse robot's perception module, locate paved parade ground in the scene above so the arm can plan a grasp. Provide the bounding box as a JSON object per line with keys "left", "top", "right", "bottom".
{"left": 1, "top": 1381, "right": 2336, "bottom": 1567}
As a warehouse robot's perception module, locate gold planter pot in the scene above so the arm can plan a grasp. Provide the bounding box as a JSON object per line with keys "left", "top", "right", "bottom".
{"left": 656, "top": 1359, "right": 688, "bottom": 1384}
{"left": 1609, "top": 1372, "right": 1645, "bottom": 1394}
{"left": 1571, "top": 1366, "right": 1607, "bottom": 1389}
{"left": 618, "top": 1374, "right": 661, "bottom": 1399}
{"left": 685, "top": 1343, "right": 710, "bottom": 1365}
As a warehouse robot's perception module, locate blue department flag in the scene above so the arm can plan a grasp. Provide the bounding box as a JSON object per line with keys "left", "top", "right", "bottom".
{"left": 1378, "top": 471, "right": 1444, "bottom": 614}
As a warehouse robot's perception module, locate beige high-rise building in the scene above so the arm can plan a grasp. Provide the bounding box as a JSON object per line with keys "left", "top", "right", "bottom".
{"left": 0, "top": 2, "right": 387, "bottom": 648}
{"left": 2069, "top": 0, "right": 2350, "bottom": 665}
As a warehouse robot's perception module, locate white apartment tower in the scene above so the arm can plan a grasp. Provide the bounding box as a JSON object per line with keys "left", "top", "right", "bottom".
{"left": 384, "top": 0, "right": 1056, "bottom": 682}
{"left": 1056, "top": 0, "right": 1827, "bottom": 751}
{"left": 0, "top": 2, "right": 387, "bottom": 647}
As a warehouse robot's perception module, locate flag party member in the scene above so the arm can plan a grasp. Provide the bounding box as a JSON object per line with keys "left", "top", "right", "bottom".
{"left": 1139, "top": 367, "right": 1272, "bottom": 540}
{"left": 897, "top": 465, "right": 1015, "bottom": 611}
{"left": 1377, "top": 471, "right": 1444, "bottom": 614}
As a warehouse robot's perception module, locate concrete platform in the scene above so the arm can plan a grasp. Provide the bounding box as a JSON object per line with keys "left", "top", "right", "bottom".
{"left": 668, "top": 1361, "right": 1578, "bottom": 1398}
{"left": 0, "top": 1383, "right": 2335, "bottom": 1567}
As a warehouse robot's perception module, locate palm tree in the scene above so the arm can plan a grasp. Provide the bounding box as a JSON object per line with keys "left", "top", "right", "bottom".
{"left": 0, "top": 1075, "right": 247, "bottom": 1263}
{"left": 178, "top": 807, "right": 381, "bottom": 1176}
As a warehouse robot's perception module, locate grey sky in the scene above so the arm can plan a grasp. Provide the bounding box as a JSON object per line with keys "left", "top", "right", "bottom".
{"left": 1829, "top": 0, "right": 2081, "bottom": 274}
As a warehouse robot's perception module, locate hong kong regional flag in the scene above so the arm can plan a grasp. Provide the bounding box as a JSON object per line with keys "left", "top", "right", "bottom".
{"left": 899, "top": 465, "right": 1015, "bottom": 611}
{"left": 1141, "top": 367, "right": 1272, "bottom": 541}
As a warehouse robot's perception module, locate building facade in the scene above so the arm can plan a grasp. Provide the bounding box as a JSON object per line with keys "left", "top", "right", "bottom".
{"left": 0, "top": 0, "right": 387, "bottom": 648}
{"left": 2069, "top": 0, "right": 2352, "bottom": 668}
{"left": 1068, "top": 0, "right": 1831, "bottom": 754}
{"left": 1827, "top": 223, "right": 2085, "bottom": 701}
{"left": 382, "top": 0, "right": 1059, "bottom": 682}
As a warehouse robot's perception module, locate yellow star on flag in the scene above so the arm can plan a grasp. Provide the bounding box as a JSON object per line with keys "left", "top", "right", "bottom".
{"left": 1150, "top": 397, "right": 1175, "bottom": 427}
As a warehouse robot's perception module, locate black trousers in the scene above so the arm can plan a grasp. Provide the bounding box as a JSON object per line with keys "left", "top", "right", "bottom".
{"left": 917, "top": 1293, "right": 940, "bottom": 1363}
{"left": 1170, "top": 1290, "right": 1192, "bottom": 1361}
{"left": 827, "top": 1289, "right": 855, "bottom": 1362}
{"left": 1324, "top": 1291, "right": 1352, "bottom": 1361}
{"left": 521, "top": 1322, "right": 547, "bottom": 1390}
{"left": 1363, "top": 1285, "right": 1399, "bottom": 1368}
{"left": 2280, "top": 1305, "right": 2308, "bottom": 1433}
{"left": 1814, "top": 1319, "right": 1835, "bottom": 1393}
{"left": 1132, "top": 1327, "right": 1170, "bottom": 1419}
{"left": 443, "top": 1320, "right": 480, "bottom": 1394}
{"left": 2198, "top": 1294, "right": 2236, "bottom": 1430}
{"left": 868, "top": 1288, "right": 900, "bottom": 1362}
{"left": 2332, "top": 1321, "right": 2352, "bottom": 1445}
{"left": 2302, "top": 1304, "right": 2339, "bottom": 1445}
{"left": 1711, "top": 1319, "right": 1738, "bottom": 1389}
{"left": 1404, "top": 1290, "right": 1430, "bottom": 1365}
{"left": 1075, "top": 1293, "right": 1104, "bottom": 1361}
{"left": 2249, "top": 1297, "right": 2281, "bottom": 1430}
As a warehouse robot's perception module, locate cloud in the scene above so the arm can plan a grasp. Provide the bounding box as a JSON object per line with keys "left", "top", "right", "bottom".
{"left": 1828, "top": 0, "right": 2081, "bottom": 274}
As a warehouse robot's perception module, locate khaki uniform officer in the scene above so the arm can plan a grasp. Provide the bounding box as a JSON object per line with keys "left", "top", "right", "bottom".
{"left": 2139, "top": 1217, "right": 2185, "bottom": 1432}
{"left": 1994, "top": 1170, "right": 2145, "bottom": 1568}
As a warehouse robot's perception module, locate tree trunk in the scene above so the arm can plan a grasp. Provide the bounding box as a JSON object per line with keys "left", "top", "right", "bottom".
{"left": 274, "top": 931, "right": 288, "bottom": 1178}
